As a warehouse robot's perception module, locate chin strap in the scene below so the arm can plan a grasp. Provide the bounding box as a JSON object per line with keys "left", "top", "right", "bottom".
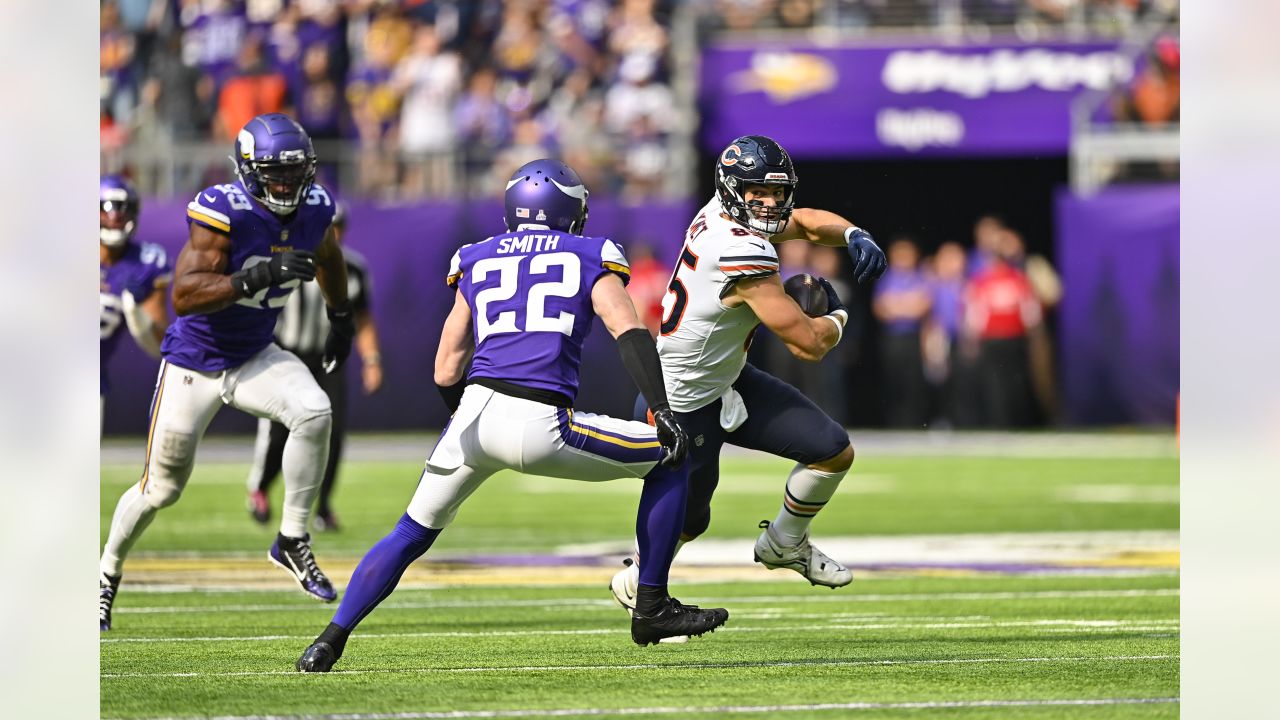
{"left": 122, "top": 291, "right": 162, "bottom": 359}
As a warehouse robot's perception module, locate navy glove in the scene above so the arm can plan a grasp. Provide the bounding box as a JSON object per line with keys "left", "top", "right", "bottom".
{"left": 816, "top": 277, "right": 846, "bottom": 317}
{"left": 232, "top": 250, "right": 317, "bottom": 297}
{"left": 651, "top": 409, "right": 688, "bottom": 468}
{"left": 846, "top": 228, "right": 887, "bottom": 284}
{"left": 322, "top": 306, "right": 355, "bottom": 375}
{"left": 123, "top": 272, "right": 155, "bottom": 301}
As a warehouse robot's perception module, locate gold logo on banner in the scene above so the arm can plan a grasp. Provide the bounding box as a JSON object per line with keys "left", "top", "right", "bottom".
{"left": 728, "top": 52, "right": 838, "bottom": 103}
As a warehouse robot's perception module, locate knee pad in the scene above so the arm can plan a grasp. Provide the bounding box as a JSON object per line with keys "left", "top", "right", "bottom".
{"left": 144, "top": 430, "right": 195, "bottom": 508}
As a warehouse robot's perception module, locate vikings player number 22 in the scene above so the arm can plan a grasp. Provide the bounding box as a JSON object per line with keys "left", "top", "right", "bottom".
{"left": 472, "top": 252, "right": 580, "bottom": 342}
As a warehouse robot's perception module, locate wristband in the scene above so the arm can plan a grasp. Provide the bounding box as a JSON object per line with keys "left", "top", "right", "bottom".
{"left": 843, "top": 226, "right": 862, "bottom": 245}
{"left": 822, "top": 312, "right": 845, "bottom": 346}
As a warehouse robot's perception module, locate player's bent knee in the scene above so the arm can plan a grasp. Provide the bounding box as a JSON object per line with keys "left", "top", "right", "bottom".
{"left": 811, "top": 443, "right": 854, "bottom": 473}
{"left": 288, "top": 409, "right": 332, "bottom": 438}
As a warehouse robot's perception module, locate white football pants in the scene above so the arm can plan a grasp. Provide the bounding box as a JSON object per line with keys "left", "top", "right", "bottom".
{"left": 407, "top": 385, "right": 665, "bottom": 528}
{"left": 101, "top": 344, "right": 332, "bottom": 577}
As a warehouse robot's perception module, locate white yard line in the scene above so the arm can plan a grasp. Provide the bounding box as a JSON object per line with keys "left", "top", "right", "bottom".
{"left": 101, "top": 654, "right": 1176, "bottom": 680}
{"left": 101, "top": 618, "right": 1180, "bottom": 644}
{"left": 117, "top": 587, "right": 1179, "bottom": 615}
{"left": 177, "top": 697, "right": 1179, "bottom": 720}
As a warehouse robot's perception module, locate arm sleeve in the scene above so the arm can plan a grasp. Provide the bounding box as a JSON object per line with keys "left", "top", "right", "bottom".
{"left": 617, "top": 328, "right": 669, "bottom": 414}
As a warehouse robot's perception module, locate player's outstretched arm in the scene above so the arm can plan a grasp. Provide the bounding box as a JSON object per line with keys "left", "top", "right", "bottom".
{"left": 732, "top": 274, "right": 843, "bottom": 362}
{"left": 314, "top": 226, "right": 350, "bottom": 310}
{"left": 771, "top": 208, "right": 887, "bottom": 284}
{"left": 592, "top": 274, "right": 688, "bottom": 467}
{"left": 171, "top": 224, "right": 238, "bottom": 316}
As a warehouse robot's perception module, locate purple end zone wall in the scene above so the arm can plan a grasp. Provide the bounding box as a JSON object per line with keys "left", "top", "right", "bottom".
{"left": 102, "top": 199, "right": 694, "bottom": 436}
{"left": 1055, "top": 184, "right": 1180, "bottom": 426}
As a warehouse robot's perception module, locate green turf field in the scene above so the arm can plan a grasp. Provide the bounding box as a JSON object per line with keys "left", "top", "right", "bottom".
{"left": 100, "top": 435, "right": 1179, "bottom": 719}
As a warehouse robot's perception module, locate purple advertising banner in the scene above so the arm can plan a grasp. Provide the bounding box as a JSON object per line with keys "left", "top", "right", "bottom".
{"left": 102, "top": 198, "right": 695, "bottom": 435}
{"left": 1055, "top": 184, "right": 1179, "bottom": 426}
{"left": 700, "top": 39, "right": 1130, "bottom": 157}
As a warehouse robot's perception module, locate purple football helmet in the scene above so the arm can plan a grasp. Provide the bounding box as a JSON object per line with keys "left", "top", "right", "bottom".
{"left": 100, "top": 175, "right": 140, "bottom": 247}
{"left": 232, "top": 113, "right": 317, "bottom": 215}
{"left": 503, "top": 159, "right": 589, "bottom": 235}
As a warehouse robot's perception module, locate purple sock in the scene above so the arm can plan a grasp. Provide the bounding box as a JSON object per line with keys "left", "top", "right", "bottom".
{"left": 332, "top": 513, "right": 440, "bottom": 631}
{"left": 636, "top": 461, "right": 689, "bottom": 587}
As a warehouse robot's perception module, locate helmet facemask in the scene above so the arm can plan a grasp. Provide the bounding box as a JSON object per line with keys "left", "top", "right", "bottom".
{"left": 99, "top": 195, "right": 138, "bottom": 247}
{"left": 718, "top": 170, "right": 796, "bottom": 236}
{"left": 242, "top": 152, "right": 317, "bottom": 216}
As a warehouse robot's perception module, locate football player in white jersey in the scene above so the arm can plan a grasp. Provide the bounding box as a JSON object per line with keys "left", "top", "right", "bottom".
{"left": 612, "top": 135, "right": 887, "bottom": 612}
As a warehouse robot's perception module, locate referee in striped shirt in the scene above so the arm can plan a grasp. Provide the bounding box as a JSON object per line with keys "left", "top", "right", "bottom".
{"left": 247, "top": 203, "right": 383, "bottom": 531}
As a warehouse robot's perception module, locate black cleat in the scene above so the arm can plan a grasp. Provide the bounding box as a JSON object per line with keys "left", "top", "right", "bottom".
{"left": 99, "top": 572, "right": 121, "bottom": 632}
{"left": 631, "top": 596, "right": 729, "bottom": 646}
{"left": 297, "top": 641, "right": 339, "bottom": 672}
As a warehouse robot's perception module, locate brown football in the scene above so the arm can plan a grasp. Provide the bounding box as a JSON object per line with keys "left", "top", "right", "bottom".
{"left": 783, "top": 273, "right": 829, "bottom": 317}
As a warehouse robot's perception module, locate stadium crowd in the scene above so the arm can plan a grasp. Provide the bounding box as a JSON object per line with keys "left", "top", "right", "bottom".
{"left": 101, "top": 0, "right": 1178, "bottom": 200}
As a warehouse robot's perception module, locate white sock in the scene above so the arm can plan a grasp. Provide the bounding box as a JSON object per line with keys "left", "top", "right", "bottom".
{"left": 770, "top": 463, "right": 847, "bottom": 546}
{"left": 279, "top": 413, "right": 331, "bottom": 538}
{"left": 101, "top": 483, "right": 159, "bottom": 577}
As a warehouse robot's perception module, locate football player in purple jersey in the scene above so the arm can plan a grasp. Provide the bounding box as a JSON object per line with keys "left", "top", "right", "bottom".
{"left": 100, "top": 114, "right": 354, "bottom": 631}
{"left": 295, "top": 159, "right": 728, "bottom": 673}
{"left": 99, "top": 175, "right": 172, "bottom": 428}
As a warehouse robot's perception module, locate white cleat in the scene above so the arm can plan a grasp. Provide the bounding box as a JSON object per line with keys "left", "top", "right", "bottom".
{"left": 609, "top": 557, "right": 639, "bottom": 616}
{"left": 753, "top": 520, "right": 853, "bottom": 588}
{"left": 608, "top": 557, "right": 688, "bottom": 644}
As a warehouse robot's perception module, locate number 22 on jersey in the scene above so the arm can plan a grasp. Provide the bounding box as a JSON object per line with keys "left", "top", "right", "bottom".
{"left": 472, "top": 252, "right": 580, "bottom": 343}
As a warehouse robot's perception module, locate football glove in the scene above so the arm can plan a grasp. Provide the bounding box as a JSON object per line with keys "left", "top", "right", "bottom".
{"left": 322, "top": 306, "right": 355, "bottom": 375}
{"left": 651, "top": 409, "right": 688, "bottom": 468}
{"left": 816, "top": 277, "right": 846, "bottom": 317}
{"left": 845, "top": 228, "right": 887, "bottom": 284}
{"left": 232, "top": 250, "right": 318, "bottom": 297}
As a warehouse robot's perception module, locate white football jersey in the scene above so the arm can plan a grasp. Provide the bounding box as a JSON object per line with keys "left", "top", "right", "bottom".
{"left": 658, "top": 197, "right": 779, "bottom": 412}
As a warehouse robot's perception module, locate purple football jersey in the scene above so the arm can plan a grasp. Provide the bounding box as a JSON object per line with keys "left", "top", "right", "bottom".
{"left": 100, "top": 241, "right": 172, "bottom": 393}
{"left": 161, "top": 180, "right": 336, "bottom": 372}
{"left": 448, "top": 230, "right": 631, "bottom": 401}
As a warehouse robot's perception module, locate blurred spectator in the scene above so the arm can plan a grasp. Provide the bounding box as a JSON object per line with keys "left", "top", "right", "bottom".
{"left": 623, "top": 242, "right": 667, "bottom": 335}
{"left": 454, "top": 67, "right": 513, "bottom": 195}
{"left": 102, "top": 0, "right": 139, "bottom": 126}
{"left": 179, "top": 0, "right": 249, "bottom": 87}
{"left": 711, "top": 0, "right": 778, "bottom": 31}
{"left": 608, "top": 0, "right": 669, "bottom": 72}
{"left": 292, "top": 43, "right": 344, "bottom": 141}
{"left": 395, "top": 25, "right": 463, "bottom": 197}
{"left": 873, "top": 236, "right": 932, "bottom": 428}
{"left": 776, "top": 0, "right": 820, "bottom": 27}
{"left": 618, "top": 115, "right": 669, "bottom": 201}
{"left": 1115, "top": 34, "right": 1179, "bottom": 125}
{"left": 604, "top": 54, "right": 673, "bottom": 135}
{"left": 968, "top": 213, "right": 1007, "bottom": 277}
{"left": 491, "top": 1, "right": 544, "bottom": 84}
{"left": 923, "top": 241, "right": 981, "bottom": 428}
{"left": 148, "top": 33, "right": 218, "bottom": 142}
{"left": 999, "top": 230, "right": 1060, "bottom": 423}
{"left": 347, "top": 6, "right": 411, "bottom": 195}
{"left": 963, "top": 251, "right": 1043, "bottom": 427}
{"left": 215, "top": 32, "right": 289, "bottom": 140}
